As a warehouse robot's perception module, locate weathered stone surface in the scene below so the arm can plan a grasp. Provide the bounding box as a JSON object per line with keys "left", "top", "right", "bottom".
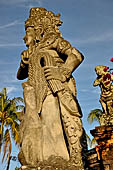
{"left": 87, "top": 148, "right": 100, "bottom": 170}
{"left": 90, "top": 125, "right": 113, "bottom": 169}
{"left": 17, "top": 8, "right": 87, "bottom": 169}
{"left": 90, "top": 125, "right": 113, "bottom": 145}
{"left": 18, "top": 156, "right": 85, "bottom": 170}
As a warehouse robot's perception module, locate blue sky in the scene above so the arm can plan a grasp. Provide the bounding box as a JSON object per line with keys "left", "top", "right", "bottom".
{"left": 0, "top": 0, "right": 113, "bottom": 169}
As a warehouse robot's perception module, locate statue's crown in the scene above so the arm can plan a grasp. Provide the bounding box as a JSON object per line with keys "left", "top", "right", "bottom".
{"left": 25, "top": 8, "right": 62, "bottom": 29}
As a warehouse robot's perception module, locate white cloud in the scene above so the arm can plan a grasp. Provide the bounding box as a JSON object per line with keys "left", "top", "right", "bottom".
{"left": 72, "top": 30, "right": 113, "bottom": 45}
{"left": 0, "top": 20, "right": 24, "bottom": 48}
{"left": 19, "top": 0, "right": 43, "bottom": 9}
{"left": 0, "top": 87, "right": 17, "bottom": 94}
{"left": 0, "top": 0, "right": 43, "bottom": 5}
{"left": 0, "top": 20, "right": 23, "bottom": 29}
{"left": 79, "top": 87, "right": 100, "bottom": 94}
{"left": 7, "top": 87, "right": 18, "bottom": 94}
{"left": 91, "top": 88, "right": 100, "bottom": 95}
{"left": 0, "top": 43, "right": 24, "bottom": 48}
{"left": 0, "top": 60, "right": 17, "bottom": 65}
{"left": 79, "top": 89, "right": 89, "bottom": 93}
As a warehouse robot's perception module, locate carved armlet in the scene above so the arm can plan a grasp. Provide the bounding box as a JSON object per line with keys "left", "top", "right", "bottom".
{"left": 59, "top": 67, "right": 72, "bottom": 82}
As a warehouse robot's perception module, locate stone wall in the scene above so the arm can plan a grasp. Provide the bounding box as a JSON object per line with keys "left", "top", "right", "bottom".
{"left": 90, "top": 125, "right": 113, "bottom": 170}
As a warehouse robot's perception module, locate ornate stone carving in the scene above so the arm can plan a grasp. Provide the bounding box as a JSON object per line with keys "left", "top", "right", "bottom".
{"left": 93, "top": 65, "right": 113, "bottom": 125}
{"left": 17, "top": 8, "right": 87, "bottom": 169}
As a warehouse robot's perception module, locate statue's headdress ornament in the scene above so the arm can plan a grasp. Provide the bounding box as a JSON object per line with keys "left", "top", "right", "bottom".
{"left": 25, "top": 8, "right": 62, "bottom": 30}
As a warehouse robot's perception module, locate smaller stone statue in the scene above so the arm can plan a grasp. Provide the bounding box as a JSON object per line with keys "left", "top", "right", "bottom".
{"left": 93, "top": 65, "right": 113, "bottom": 125}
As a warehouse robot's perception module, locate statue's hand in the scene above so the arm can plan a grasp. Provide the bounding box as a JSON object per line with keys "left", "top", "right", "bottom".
{"left": 44, "top": 66, "right": 66, "bottom": 82}
{"left": 21, "top": 50, "right": 29, "bottom": 64}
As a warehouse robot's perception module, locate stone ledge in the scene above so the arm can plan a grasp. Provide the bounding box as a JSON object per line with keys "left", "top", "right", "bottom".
{"left": 17, "top": 156, "right": 85, "bottom": 170}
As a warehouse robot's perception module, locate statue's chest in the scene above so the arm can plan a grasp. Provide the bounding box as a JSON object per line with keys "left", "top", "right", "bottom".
{"left": 29, "top": 49, "right": 64, "bottom": 68}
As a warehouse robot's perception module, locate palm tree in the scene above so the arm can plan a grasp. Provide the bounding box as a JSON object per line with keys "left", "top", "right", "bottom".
{"left": 86, "top": 133, "right": 97, "bottom": 149}
{"left": 87, "top": 109, "right": 103, "bottom": 148}
{"left": 86, "top": 133, "right": 91, "bottom": 148}
{"left": 87, "top": 109, "right": 103, "bottom": 125}
{"left": 0, "top": 88, "right": 24, "bottom": 170}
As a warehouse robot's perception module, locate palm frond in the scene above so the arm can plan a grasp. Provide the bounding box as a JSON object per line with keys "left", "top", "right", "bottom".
{"left": 2, "top": 140, "right": 8, "bottom": 162}
{"left": 13, "top": 97, "right": 24, "bottom": 104}
{"left": 0, "top": 132, "right": 3, "bottom": 154}
{"left": 16, "top": 105, "right": 24, "bottom": 111}
{"left": 0, "top": 95, "right": 4, "bottom": 112}
{"left": 0, "top": 88, "right": 22, "bottom": 164}
{"left": 0, "top": 122, "right": 4, "bottom": 139}
{"left": 86, "top": 133, "right": 91, "bottom": 148}
{"left": 2, "top": 129, "right": 11, "bottom": 162}
{"left": 0, "top": 111, "right": 3, "bottom": 118}
{"left": 11, "top": 123, "right": 20, "bottom": 144}
{"left": 4, "top": 102, "right": 13, "bottom": 112}
{"left": 8, "top": 113, "right": 18, "bottom": 123}
{"left": 90, "top": 137, "right": 97, "bottom": 148}
{"left": 87, "top": 109, "right": 103, "bottom": 124}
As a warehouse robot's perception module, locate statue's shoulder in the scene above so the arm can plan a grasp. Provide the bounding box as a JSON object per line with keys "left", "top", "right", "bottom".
{"left": 38, "top": 32, "right": 60, "bottom": 49}
{"left": 38, "top": 32, "right": 71, "bottom": 52}
{"left": 56, "top": 37, "right": 71, "bottom": 53}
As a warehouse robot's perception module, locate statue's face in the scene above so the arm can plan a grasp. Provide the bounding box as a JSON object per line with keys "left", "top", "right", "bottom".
{"left": 96, "top": 69, "right": 102, "bottom": 76}
{"left": 23, "top": 27, "right": 35, "bottom": 46}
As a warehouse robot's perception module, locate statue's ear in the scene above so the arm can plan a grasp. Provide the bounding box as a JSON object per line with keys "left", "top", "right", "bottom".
{"left": 35, "top": 27, "right": 44, "bottom": 41}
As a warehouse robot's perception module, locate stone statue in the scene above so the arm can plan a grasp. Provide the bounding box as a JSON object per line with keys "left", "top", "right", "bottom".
{"left": 17, "top": 8, "right": 87, "bottom": 170}
{"left": 93, "top": 65, "right": 113, "bottom": 125}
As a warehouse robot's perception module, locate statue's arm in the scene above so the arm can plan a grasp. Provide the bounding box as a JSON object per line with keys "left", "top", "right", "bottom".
{"left": 44, "top": 37, "right": 84, "bottom": 83}
{"left": 17, "top": 50, "right": 29, "bottom": 80}
{"left": 17, "top": 61, "right": 28, "bottom": 80}
{"left": 57, "top": 37, "right": 84, "bottom": 79}
{"left": 93, "top": 78, "right": 100, "bottom": 86}
{"left": 63, "top": 47, "right": 84, "bottom": 73}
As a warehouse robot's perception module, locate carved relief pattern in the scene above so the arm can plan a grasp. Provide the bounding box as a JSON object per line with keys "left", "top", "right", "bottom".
{"left": 28, "top": 51, "right": 49, "bottom": 113}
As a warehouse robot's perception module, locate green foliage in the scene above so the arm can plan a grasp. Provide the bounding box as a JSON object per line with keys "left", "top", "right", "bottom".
{"left": 87, "top": 109, "right": 103, "bottom": 149}
{"left": 86, "top": 133, "right": 97, "bottom": 149}
{"left": 87, "top": 109, "right": 103, "bottom": 125}
{"left": 90, "top": 137, "right": 97, "bottom": 148}
{"left": 0, "top": 88, "right": 24, "bottom": 166}
{"left": 15, "top": 167, "right": 18, "bottom": 170}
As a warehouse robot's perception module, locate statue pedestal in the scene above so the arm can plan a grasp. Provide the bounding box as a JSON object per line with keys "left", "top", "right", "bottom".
{"left": 90, "top": 125, "right": 113, "bottom": 170}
